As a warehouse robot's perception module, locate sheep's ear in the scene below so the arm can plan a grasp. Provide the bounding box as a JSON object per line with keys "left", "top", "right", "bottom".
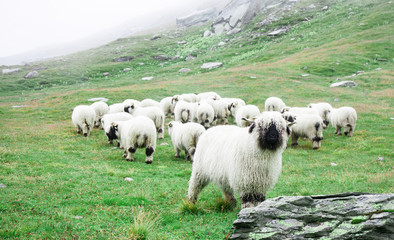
{"left": 248, "top": 122, "right": 256, "bottom": 134}
{"left": 287, "top": 121, "right": 296, "bottom": 127}
{"left": 168, "top": 122, "right": 173, "bottom": 128}
{"left": 286, "top": 126, "right": 291, "bottom": 135}
{"left": 228, "top": 103, "right": 233, "bottom": 111}
{"left": 111, "top": 122, "right": 119, "bottom": 130}
{"left": 308, "top": 104, "right": 312, "bottom": 108}
{"left": 242, "top": 117, "right": 254, "bottom": 124}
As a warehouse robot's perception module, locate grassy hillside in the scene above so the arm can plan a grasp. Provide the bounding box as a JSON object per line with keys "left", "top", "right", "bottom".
{"left": 0, "top": 0, "right": 393, "bottom": 239}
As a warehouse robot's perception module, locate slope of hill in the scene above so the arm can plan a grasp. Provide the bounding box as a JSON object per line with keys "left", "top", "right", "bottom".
{"left": 0, "top": 0, "right": 392, "bottom": 239}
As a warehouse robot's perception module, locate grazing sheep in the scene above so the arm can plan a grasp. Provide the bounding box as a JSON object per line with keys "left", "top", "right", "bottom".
{"left": 168, "top": 121, "right": 206, "bottom": 161}
{"left": 187, "top": 111, "right": 292, "bottom": 208}
{"left": 140, "top": 99, "right": 160, "bottom": 108}
{"left": 72, "top": 105, "right": 96, "bottom": 137}
{"left": 108, "top": 103, "right": 125, "bottom": 114}
{"left": 91, "top": 101, "right": 109, "bottom": 128}
{"left": 125, "top": 106, "right": 165, "bottom": 139}
{"left": 283, "top": 112, "right": 324, "bottom": 149}
{"left": 224, "top": 98, "right": 246, "bottom": 118}
{"left": 106, "top": 119, "right": 134, "bottom": 150}
{"left": 186, "top": 93, "right": 198, "bottom": 103}
{"left": 206, "top": 98, "right": 230, "bottom": 125}
{"left": 281, "top": 106, "right": 319, "bottom": 116}
{"left": 160, "top": 97, "right": 173, "bottom": 118}
{"left": 197, "top": 92, "right": 221, "bottom": 102}
{"left": 101, "top": 112, "right": 133, "bottom": 144}
{"left": 123, "top": 99, "right": 141, "bottom": 112}
{"left": 174, "top": 100, "right": 193, "bottom": 123}
{"left": 308, "top": 102, "right": 333, "bottom": 128}
{"left": 119, "top": 116, "right": 157, "bottom": 163}
{"left": 265, "top": 97, "right": 286, "bottom": 112}
{"left": 189, "top": 102, "right": 199, "bottom": 122}
{"left": 327, "top": 107, "right": 357, "bottom": 137}
{"left": 196, "top": 101, "right": 215, "bottom": 129}
{"left": 235, "top": 105, "right": 261, "bottom": 127}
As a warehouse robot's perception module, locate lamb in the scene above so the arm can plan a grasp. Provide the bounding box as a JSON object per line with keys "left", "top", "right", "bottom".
{"left": 160, "top": 97, "right": 173, "bottom": 118}
{"left": 101, "top": 112, "right": 133, "bottom": 144}
{"left": 140, "top": 99, "right": 160, "bottom": 108}
{"left": 225, "top": 98, "right": 246, "bottom": 118}
{"left": 91, "top": 101, "right": 109, "bottom": 128}
{"left": 72, "top": 105, "right": 96, "bottom": 137}
{"left": 283, "top": 112, "right": 324, "bottom": 149}
{"left": 174, "top": 100, "right": 193, "bottom": 123}
{"left": 108, "top": 103, "right": 125, "bottom": 114}
{"left": 197, "top": 92, "right": 221, "bottom": 102}
{"left": 113, "top": 116, "right": 157, "bottom": 163}
{"left": 235, "top": 105, "right": 261, "bottom": 127}
{"left": 187, "top": 111, "right": 292, "bottom": 208}
{"left": 308, "top": 102, "right": 333, "bottom": 128}
{"left": 327, "top": 107, "right": 357, "bottom": 137}
{"left": 124, "top": 105, "right": 165, "bottom": 139}
{"left": 196, "top": 101, "right": 215, "bottom": 129}
{"left": 168, "top": 121, "right": 206, "bottom": 161}
{"left": 265, "top": 97, "right": 286, "bottom": 112}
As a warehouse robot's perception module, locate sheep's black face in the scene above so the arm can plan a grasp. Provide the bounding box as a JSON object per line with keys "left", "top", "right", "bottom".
{"left": 250, "top": 122, "right": 282, "bottom": 151}
{"left": 106, "top": 126, "right": 118, "bottom": 141}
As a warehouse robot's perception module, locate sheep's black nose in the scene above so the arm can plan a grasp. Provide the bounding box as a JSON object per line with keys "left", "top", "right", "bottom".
{"left": 265, "top": 124, "right": 279, "bottom": 145}
{"left": 84, "top": 133, "right": 88, "bottom": 137}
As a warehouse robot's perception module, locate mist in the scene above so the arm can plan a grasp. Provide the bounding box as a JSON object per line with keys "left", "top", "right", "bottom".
{"left": 0, "top": 0, "right": 229, "bottom": 66}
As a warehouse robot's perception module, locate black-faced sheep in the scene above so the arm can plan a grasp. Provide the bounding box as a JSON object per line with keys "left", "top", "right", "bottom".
{"left": 225, "top": 98, "right": 246, "bottom": 119}
{"left": 72, "top": 105, "right": 96, "bottom": 137}
{"left": 265, "top": 97, "right": 286, "bottom": 112}
{"left": 308, "top": 102, "right": 333, "bottom": 128}
{"left": 101, "top": 112, "right": 133, "bottom": 144}
{"left": 327, "top": 106, "right": 357, "bottom": 137}
{"left": 168, "top": 121, "right": 206, "bottom": 161}
{"left": 187, "top": 111, "right": 292, "bottom": 208}
{"left": 196, "top": 101, "right": 215, "bottom": 129}
{"left": 108, "top": 103, "right": 125, "bottom": 114}
{"left": 124, "top": 105, "right": 165, "bottom": 139}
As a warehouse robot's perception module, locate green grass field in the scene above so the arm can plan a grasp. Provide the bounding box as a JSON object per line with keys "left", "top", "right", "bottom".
{"left": 0, "top": 0, "right": 393, "bottom": 239}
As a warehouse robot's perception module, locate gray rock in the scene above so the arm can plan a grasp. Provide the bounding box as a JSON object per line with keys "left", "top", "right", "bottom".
{"left": 201, "top": 62, "right": 223, "bottom": 69}
{"left": 218, "top": 41, "right": 226, "bottom": 46}
{"left": 114, "top": 56, "right": 134, "bottom": 62}
{"left": 185, "top": 55, "right": 196, "bottom": 61}
{"left": 31, "top": 67, "right": 47, "bottom": 71}
{"left": 160, "top": 142, "right": 170, "bottom": 146}
{"left": 0, "top": 183, "right": 6, "bottom": 188}
{"left": 152, "top": 55, "right": 169, "bottom": 61}
{"left": 150, "top": 34, "right": 161, "bottom": 40}
{"left": 268, "top": 28, "right": 288, "bottom": 36}
{"left": 230, "top": 193, "right": 394, "bottom": 239}
{"left": 204, "top": 30, "right": 213, "bottom": 37}
{"left": 88, "top": 97, "right": 108, "bottom": 102}
{"left": 2, "top": 68, "right": 20, "bottom": 74}
{"left": 123, "top": 68, "right": 131, "bottom": 72}
{"left": 124, "top": 177, "right": 133, "bottom": 182}
{"left": 330, "top": 81, "right": 357, "bottom": 88}
{"left": 177, "top": 40, "right": 187, "bottom": 45}
{"left": 24, "top": 71, "right": 39, "bottom": 79}
{"left": 138, "top": 63, "right": 145, "bottom": 66}
{"left": 178, "top": 68, "right": 191, "bottom": 73}
{"left": 103, "top": 72, "right": 110, "bottom": 76}
{"left": 141, "top": 76, "right": 153, "bottom": 81}
{"left": 176, "top": 8, "right": 216, "bottom": 28}
{"left": 73, "top": 216, "right": 83, "bottom": 219}
{"left": 322, "top": 6, "right": 329, "bottom": 11}
{"left": 227, "top": 28, "right": 242, "bottom": 35}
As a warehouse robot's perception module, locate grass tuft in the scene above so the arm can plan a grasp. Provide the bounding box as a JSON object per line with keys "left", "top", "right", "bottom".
{"left": 214, "top": 198, "right": 237, "bottom": 212}
{"left": 129, "top": 209, "right": 160, "bottom": 240}
{"left": 180, "top": 200, "right": 203, "bottom": 215}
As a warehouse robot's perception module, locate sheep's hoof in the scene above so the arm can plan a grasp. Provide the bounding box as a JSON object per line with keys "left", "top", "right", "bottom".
{"left": 145, "top": 160, "right": 153, "bottom": 164}
{"left": 83, "top": 133, "right": 88, "bottom": 137}
{"left": 126, "top": 158, "right": 134, "bottom": 162}
{"left": 313, "top": 147, "right": 320, "bottom": 150}
{"left": 291, "top": 143, "right": 298, "bottom": 146}
{"left": 122, "top": 153, "right": 127, "bottom": 158}
{"left": 344, "top": 132, "right": 349, "bottom": 136}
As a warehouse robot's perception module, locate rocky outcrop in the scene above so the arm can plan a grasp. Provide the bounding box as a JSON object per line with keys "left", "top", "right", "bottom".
{"left": 2, "top": 68, "right": 20, "bottom": 74}
{"left": 113, "top": 56, "right": 134, "bottom": 62}
{"left": 176, "top": 8, "right": 217, "bottom": 28}
{"left": 24, "top": 71, "right": 39, "bottom": 79}
{"left": 201, "top": 62, "right": 223, "bottom": 69}
{"left": 330, "top": 81, "right": 357, "bottom": 88}
{"left": 230, "top": 192, "right": 394, "bottom": 239}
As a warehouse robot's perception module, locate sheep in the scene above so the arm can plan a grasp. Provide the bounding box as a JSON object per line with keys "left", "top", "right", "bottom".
{"left": 108, "top": 103, "right": 124, "bottom": 114}
{"left": 106, "top": 119, "right": 134, "bottom": 150}
{"left": 160, "top": 97, "right": 173, "bottom": 118}
{"left": 189, "top": 102, "right": 199, "bottom": 122}
{"left": 265, "top": 97, "right": 286, "bottom": 112}
{"left": 196, "top": 101, "right": 215, "bottom": 129}
{"left": 206, "top": 98, "right": 231, "bottom": 125}
{"left": 124, "top": 105, "right": 165, "bottom": 139}
{"left": 197, "top": 92, "right": 221, "bottom": 102}
{"left": 167, "top": 121, "right": 206, "bottom": 161}
{"left": 91, "top": 101, "right": 109, "bottom": 128}
{"left": 72, "top": 105, "right": 96, "bottom": 137}
{"left": 140, "top": 99, "right": 160, "bottom": 108}
{"left": 327, "top": 107, "right": 357, "bottom": 137}
{"left": 187, "top": 111, "right": 293, "bottom": 208}
{"left": 308, "top": 102, "right": 333, "bottom": 128}
{"left": 225, "top": 98, "right": 246, "bottom": 118}
{"left": 101, "top": 112, "right": 133, "bottom": 144}
{"left": 283, "top": 112, "right": 324, "bottom": 149}
{"left": 235, "top": 105, "right": 260, "bottom": 127}
{"left": 281, "top": 106, "right": 319, "bottom": 116}
{"left": 123, "top": 99, "right": 141, "bottom": 112}
{"left": 186, "top": 93, "right": 198, "bottom": 103}
{"left": 115, "top": 116, "right": 157, "bottom": 163}
{"left": 174, "top": 100, "right": 193, "bottom": 123}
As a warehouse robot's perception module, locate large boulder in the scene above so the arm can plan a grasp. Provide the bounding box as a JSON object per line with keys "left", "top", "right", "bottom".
{"left": 230, "top": 192, "right": 394, "bottom": 239}
{"left": 176, "top": 8, "right": 217, "bottom": 28}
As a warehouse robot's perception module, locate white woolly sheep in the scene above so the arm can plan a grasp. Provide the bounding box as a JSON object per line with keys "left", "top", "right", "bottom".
{"left": 283, "top": 112, "right": 324, "bottom": 149}
{"left": 124, "top": 105, "right": 165, "bottom": 139}
{"left": 91, "top": 101, "right": 109, "bottom": 128}
{"left": 108, "top": 103, "right": 125, "bottom": 114}
{"left": 123, "top": 99, "right": 141, "bottom": 112}
{"left": 72, "top": 105, "right": 96, "bottom": 137}
{"left": 265, "top": 97, "right": 286, "bottom": 112}
{"left": 101, "top": 112, "right": 133, "bottom": 144}
{"left": 160, "top": 97, "right": 173, "bottom": 118}
{"left": 196, "top": 101, "right": 215, "bottom": 129}
{"left": 235, "top": 105, "right": 261, "bottom": 127}
{"left": 189, "top": 102, "right": 199, "bottom": 122}
{"left": 174, "top": 100, "right": 193, "bottom": 123}
{"left": 327, "top": 106, "right": 357, "bottom": 137}
{"left": 140, "top": 99, "right": 160, "bottom": 108}
{"left": 206, "top": 98, "right": 230, "bottom": 125}
{"left": 117, "top": 116, "right": 157, "bottom": 163}
{"left": 106, "top": 119, "right": 134, "bottom": 150}
{"left": 224, "top": 98, "right": 246, "bottom": 118}
{"left": 187, "top": 111, "right": 292, "bottom": 208}
{"left": 308, "top": 102, "right": 333, "bottom": 128}
{"left": 281, "top": 106, "right": 319, "bottom": 116}
{"left": 168, "top": 121, "right": 206, "bottom": 161}
{"left": 196, "top": 92, "right": 221, "bottom": 102}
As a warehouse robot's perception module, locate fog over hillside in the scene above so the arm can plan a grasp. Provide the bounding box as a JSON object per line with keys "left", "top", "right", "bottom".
{"left": 0, "top": 0, "right": 229, "bottom": 66}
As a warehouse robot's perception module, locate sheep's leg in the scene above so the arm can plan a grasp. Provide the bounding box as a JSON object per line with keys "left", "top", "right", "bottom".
{"left": 122, "top": 150, "right": 127, "bottom": 158}
{"left": 291, "top": 134, "right": 299, "bottom": 146}
{"left": 76, "top": 125, "right": 82, "bottom": 134}
{"left": 187, "top": 173, "right": 209, "bottom": 204}
{"left": 174, "top": 148, "right": 181, "bottom": 158}
{"left": 145, "top": 146, "right": 154, "bottom": 164}
{"left": 158, "top": 128, "right": 164, "bottom": 139}
{"left": 335, "top": 126, "right": 342, "bottom": 135}
{"left": 348, "top": 125, "right": 355, "bottom": 137}
{"left": 222, "top": 188, "right": 237, "bottom": 207}
{"left": 344, "top": 124, "right": 353, "bottom": 137}
{"left": 224, "top": 117, "right": 229, "bottom": 125}
{"left": 126, "top": 146, "right": 136, "bottom": 162}
{"left": 241, "top": 193, "right": 265, "bottom": 209}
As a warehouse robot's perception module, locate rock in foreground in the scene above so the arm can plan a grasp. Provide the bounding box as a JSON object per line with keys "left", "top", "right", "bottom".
{"left": 230, "top": 192, "right": 394, "bottom": 239}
